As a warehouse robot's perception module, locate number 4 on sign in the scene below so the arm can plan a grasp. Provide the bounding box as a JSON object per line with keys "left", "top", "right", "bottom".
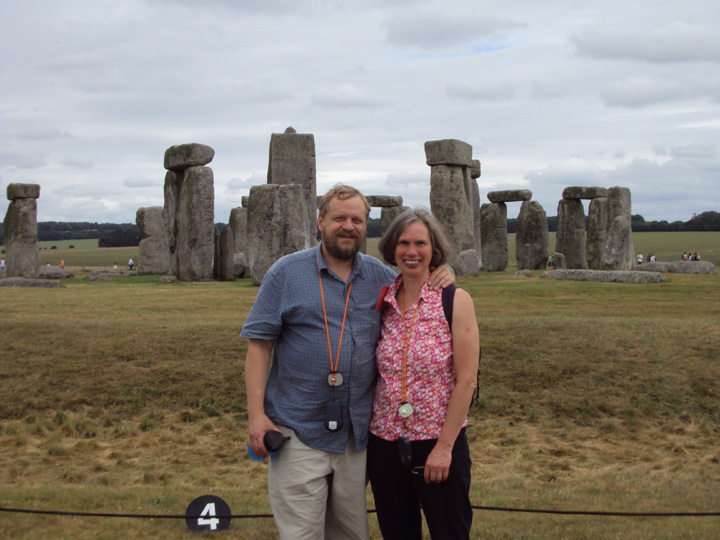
{"left": 185, "top": 495, "right": 231, "bottom": 532}
{"left": 198, "top": 503, "right": 220, "bottom": 530}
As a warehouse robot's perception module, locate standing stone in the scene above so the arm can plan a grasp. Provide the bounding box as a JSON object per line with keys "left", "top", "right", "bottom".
{"left": 215, "top": 226, "right": 235, "bottom": 281}
{"left": 454, "top": 249, "right": 480, "bottom": 276}
{"left": 248, "top": 184, "right": 310, "bottom": 285}
{"left": 426, "top": 140, "right": 475, "bottom": 262}
{"left": 380, "top": 206, "right": 410, "bottom": 238}
{"left": 480, "top": 202, "right": 508, "bottom": 271}
{"left": 228, "top": 207, "right": 248, "bottom": 277}
{"left": 469, "top": 161, "right": 482, "bottom": 266}
{"left": 175, "top": 166, "right": 215, "bottom": 281}
{"left": 267, "top": 127, "right": 317, "bottom": 245}
{"left": 516, "top": 200, "right": 549, "bottom": 270}
{"left": 163, "top": 170, "right": 180, "bottom": 276}
{"left": 587, "top": 187, "right": 634, "bottom": 270}
{"left": 136, "top": 207, "right": 171, "bottom": 274}
{"left": 587, "top": 197, "right": 608, "bottom": 269}
{"left": 4, "top": 184, "right": 41, "bottom": 278}
{"left": 556, "top": 198, "right": 587, "bottom": 269}
{"left": 162, "top": 143, "right": 216, "bottom": 281}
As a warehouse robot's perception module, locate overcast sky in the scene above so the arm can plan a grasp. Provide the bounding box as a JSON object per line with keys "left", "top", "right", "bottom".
{"left": 2, "top": 0, "right": 719, "bottom": 225}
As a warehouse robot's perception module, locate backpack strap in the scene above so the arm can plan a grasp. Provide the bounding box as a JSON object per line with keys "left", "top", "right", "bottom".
{"left": 441, "top": 285, "right": 482, "bottom": 404}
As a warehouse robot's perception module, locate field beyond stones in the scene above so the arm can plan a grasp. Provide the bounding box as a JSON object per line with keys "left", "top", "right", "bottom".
{"left": 1, "top": 242, "right": 719, "bottom": 538}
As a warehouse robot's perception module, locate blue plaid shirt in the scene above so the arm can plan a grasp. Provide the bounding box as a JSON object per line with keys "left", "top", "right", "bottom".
{"left": 241, "top": 243, "right": 396, "bottom": 453}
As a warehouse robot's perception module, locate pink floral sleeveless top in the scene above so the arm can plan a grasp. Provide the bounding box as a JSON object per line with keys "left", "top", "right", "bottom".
{"left": 369, "top": 276, "right": 465, "bottom": 441}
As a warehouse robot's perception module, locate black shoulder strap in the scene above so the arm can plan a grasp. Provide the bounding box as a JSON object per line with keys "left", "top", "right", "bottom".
{"left": 441, "top": 285, "right": 482, "bottom": 404}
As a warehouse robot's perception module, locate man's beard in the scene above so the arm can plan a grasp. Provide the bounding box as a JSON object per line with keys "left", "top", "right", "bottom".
{"left": 323, "top": 232, "right": 363, "bottom": 260}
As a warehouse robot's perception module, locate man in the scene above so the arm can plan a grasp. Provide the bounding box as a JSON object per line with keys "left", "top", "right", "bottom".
{"left": 241, "top": 184, "right": 453, "bottom": 540}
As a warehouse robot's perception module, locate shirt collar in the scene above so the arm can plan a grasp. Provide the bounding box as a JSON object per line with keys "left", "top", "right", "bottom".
{"left": 315, "top": 243, "right": 365, "bottom": 281}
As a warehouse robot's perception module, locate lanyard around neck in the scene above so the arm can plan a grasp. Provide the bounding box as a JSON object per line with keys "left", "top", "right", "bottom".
{"left": 400, "top": 288, "right": 420, "bottom": 413}
{"left": 318, "top": 270, "right": 353, "bottom": 387}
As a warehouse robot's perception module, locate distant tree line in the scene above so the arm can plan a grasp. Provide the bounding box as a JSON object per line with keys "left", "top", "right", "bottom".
{"left": 1, "top": 212, "right": 717, "bottom": 246}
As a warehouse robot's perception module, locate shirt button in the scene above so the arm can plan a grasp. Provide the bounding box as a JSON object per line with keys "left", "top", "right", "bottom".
{"left": 354, "top": 332, "right": 358, "bottom": 337}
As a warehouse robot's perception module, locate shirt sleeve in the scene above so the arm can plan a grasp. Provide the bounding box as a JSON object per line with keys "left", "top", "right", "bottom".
{"left": 239, "top": 265, "right": 284, "bottom": 341}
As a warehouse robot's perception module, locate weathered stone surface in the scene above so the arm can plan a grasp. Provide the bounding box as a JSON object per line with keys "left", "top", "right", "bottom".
{"left": 229, "top": 207, "right": 248, "bottom": 258}
{"left": 453, "top": 249, "right": 480, "bottom": 276}
{"left": 3, "top": 197, "right": 40, "bottom": 278}
{"left": 380, "top": 206, "right": 410, "bottom": 238}
{"left": 163, "top": 143, "right": 215, "bottom": 171}
{"left": 586, "top": 197, "right": 608, "bottom": 269}
{"left": 84, "top": 272, "right": 110, "bottom": 282}
{"left": 137, "top": 206, "right": 171, "bottom": 274}
{"left": 480, "top": 202, "right": 508, "bottom": 271}
{"left": 633, "top": 261, "right": 715, "bottom": 274}
{"left": 267, "top": 128, "right": 317, "bottom": 244}
{"left": 7, "top": 183, "right": 40, "bottom": 200}
{"left": 367, "top": 195, "right": 403, "bottom": 207}
{"left": 562, "top": 186, "right": 609, "bottom": 200}
{"left": 556, "top": 198, "right": 587, "bottom": 269}
{"left": 158, "top": 275, "right": 177, "bottom": 283}
{"left": 587, "top": 187, "right": 634, "bottom": 270}
{"left": 516, "top": 200, "right": 549, "bottom": 270}
{"left": 542, "top": 269, "right": 664, "bottom": 283}
{"left": 429, "top": 164, "right": 475, "bottom": 261}
{"left": 38, "top": 267, "right": 74, "bottom": 279}
{"left": 600, "top": 215, "right": 634, "bottom": 270}
{"left": 215, "top": 226, "right": 235, "bottom": 281}
{"left": 163, "top": 170, "right": 180, "bottom": 275}
{"left": 425, "top": 139, "right": 473, "bottom": 167}
{"left": 175, "top": 166, "right": 215, "bottom": 281}
{"left": 233, "top": 252, "right": 248, "bottom": 278}
{"left": 487, "top": 189, "right": 532, "bottom": 203}
{"left": 248, "top": 184, "right": 311, "bottom": 285}
{"left": 551, "top": 252, "right": 567, "bottom": 269}
{"left": 242, "top": 196, "right": 249, "bottom": 208}
{"left": 0, "top": 277, "right": 64, "bottom": 287}
{"left": 471, "top": 159, "right": 481, "bottom": 179}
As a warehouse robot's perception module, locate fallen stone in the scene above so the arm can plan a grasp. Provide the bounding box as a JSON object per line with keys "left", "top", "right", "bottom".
{"left": 562, "top": 186, "right": 609, "bottom": 200}
{"left": 424, "top": 139, "right": 473, "bottom": 167}
{"left": 38, "top": 267, "right": 75, "bottom": 279}
{"left": 164, "top": 143, "right": 215, "bottom": 171}
{"left": 84, "top": 273, "right": 110, "bottom": 282}
{"left": 0, "top": 277, "right": 64, "bottom": 287}
{"left": 158, "top": 275, "right": 177, "bottom": 283}
{"left": 487, "top": 189, "right": 532, "bottom": 203}
{"left": 632, "top": 261, "right": 715, "bottom": 274}
{"left": 541, "top": 269, "right": 665, "bottom": 283}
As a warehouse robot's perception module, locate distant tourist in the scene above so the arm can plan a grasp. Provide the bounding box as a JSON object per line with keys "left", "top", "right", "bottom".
{"left": 1, "top": 257, "right": 5, "bottom": 272}
{"left": 113, "top": 262, "right": 118, "bottom": 270}
{"left": 60, "top": 260, "right": 65, "bottom": 269}
{"left": 128, "top": 258, "right": 134, "bottom": 271}
{"left": 637, "top": 253, "right": 643, "bottom": 265}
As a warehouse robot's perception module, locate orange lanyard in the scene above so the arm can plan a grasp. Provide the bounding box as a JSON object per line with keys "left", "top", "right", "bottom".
{"left": 400, "top": 290, "right": 419, "bottom": 408}
{"left": 318, "top": 270, "right": 352, "bottom": 387}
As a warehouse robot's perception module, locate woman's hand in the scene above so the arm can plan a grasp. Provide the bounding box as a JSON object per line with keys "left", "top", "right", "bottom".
{"left": 424, "top": 443, "right": 452, "bottom": 484}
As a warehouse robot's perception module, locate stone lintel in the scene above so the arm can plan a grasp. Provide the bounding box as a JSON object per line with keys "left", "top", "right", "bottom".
{"left": 424, "top": 139, "right": 473, "bottom": 167}
{"left": 562, "top": 186, "right": 609, "bottom": 200}
{"left": 487, "top": 189, "right": 532, "bottom": 203}
{"left": 164, "top": 143, "right": 215, "bottom": 171}
{"left": 7, "top": 183, "right": 40, "bottom": 200}
{"left": 366, "top": 195, "right": 403, "bottom": 207}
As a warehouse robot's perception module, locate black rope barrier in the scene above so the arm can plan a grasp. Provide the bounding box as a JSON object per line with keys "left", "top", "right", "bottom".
{"left": 1, "top": 505, "right": 719, "bottom": 519}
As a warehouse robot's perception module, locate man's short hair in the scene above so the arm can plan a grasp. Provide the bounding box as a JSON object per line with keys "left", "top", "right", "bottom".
{"left": 378, "top": 208, "right": 451, "bottom": 268}
{"left": 318, "top": 184, "right": 371, "bottom": 219}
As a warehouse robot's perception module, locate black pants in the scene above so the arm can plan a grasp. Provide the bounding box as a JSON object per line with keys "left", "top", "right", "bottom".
{"left": 367, "top": 429, "right": 472, "bottom": 540}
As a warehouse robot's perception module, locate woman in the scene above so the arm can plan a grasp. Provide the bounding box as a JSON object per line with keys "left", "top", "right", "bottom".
{"left": 368, "top": 208, "right": 480, "bottom": 540}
